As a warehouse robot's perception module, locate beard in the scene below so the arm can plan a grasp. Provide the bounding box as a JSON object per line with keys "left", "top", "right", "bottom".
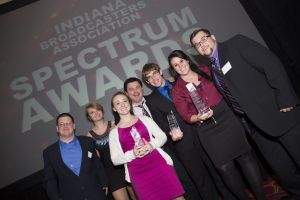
{"left": 205, "top": 47, "right": 214, "bottom": 57}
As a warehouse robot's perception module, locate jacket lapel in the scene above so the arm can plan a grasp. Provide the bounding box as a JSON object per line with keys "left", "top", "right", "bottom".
{"left": 55, "top": 141, "right": 77, "bottom": 175}
{"left": 77, "top": 137, "right": 86, "bottom": 176}
{"left": 217, "top": 42, "right": 228, "bottom": 69}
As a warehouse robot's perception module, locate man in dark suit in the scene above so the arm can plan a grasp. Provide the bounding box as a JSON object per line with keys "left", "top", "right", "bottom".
{"left": 43, "top": 113, "right": 108, "bottom": 200}
{"left": 190, "top": 28, "right": 300, "bottom": 199}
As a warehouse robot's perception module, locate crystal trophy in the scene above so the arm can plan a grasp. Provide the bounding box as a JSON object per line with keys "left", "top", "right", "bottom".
{"left": 167, "top": 110, "right": 182, "bottom": 135}
{"left": 186, "top": 83, "right": 216, "bottom": 123}
{"left": 130, "top": 126, "right": 145, "bottom": 146}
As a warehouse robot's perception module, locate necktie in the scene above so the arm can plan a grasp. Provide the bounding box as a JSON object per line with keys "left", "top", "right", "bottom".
{"left": 138, "top": 104, "right": 151, "bottom": 118}
{"left": 210, "top": 58, "right": 244, "bottom": 115}
{"left": 164, "top": 86, "right": 172, "bottom": 101}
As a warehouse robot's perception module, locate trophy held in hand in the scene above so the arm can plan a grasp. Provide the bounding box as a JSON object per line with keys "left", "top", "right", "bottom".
{"left": 167, "top": 110, "right": 183, "bottom": 141}
{"left": 130, "top": 126, "right": 145, "bottom": 146}
{"left": 186, "top": 82, "right": 216, "bottom": 124}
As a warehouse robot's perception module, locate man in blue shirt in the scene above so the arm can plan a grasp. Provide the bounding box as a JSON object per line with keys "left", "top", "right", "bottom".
{"left": 43, "top": 113, "right": 108, "bottom": 200}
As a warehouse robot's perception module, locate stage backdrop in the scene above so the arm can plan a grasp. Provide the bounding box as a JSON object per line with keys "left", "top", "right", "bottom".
{"left": 0, "top": 0, "right": 265, "bottom": 188}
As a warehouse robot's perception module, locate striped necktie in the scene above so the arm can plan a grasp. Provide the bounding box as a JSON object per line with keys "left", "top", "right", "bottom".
{"left": 210, "top": 58, "right": 244, "bottom": 115}
{"left": 138, "top": 103, "right": 151, "bottom": 118}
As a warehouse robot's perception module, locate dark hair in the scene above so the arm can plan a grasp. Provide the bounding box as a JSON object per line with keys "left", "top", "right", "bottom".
{"left": 56, "top": 113, "right": 74, "bottom": 125}
{"left": 111, "top": 91, "right": 134, "bottom": 124}
{"left": 123, "top": 77, "right": 143, "bottom": 92}
{"left": 85, "top": 102, "right": 104, "bottom": 122}
{"left": 168, "top": 50, "right": 211, "bottom": 81}
{"left": 190, "top": 28, "right": 211, "bottom": 46}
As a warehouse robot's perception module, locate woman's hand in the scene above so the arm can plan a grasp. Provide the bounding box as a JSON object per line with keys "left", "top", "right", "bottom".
{"left": 133, "top": 139, "right": 153, "bottom": 158}
{"left": 196, "top": 109, "right": 214, "bottom": 122}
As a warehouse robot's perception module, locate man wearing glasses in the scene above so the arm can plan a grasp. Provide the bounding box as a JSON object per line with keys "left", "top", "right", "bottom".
{"left": 43, "top": 113, "right": 108, "bottom": 200}
{"left": 190, "top": 28, "right": 300, "bottom": 200}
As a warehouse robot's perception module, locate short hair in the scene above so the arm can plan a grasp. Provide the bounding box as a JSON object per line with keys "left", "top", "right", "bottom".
{"left": 123, "top": 77, "right": 143, "bottom": 92}
{"left": 56, "top": 113, "right": 74, "bottom": 125}
{"left": 85, "top": 102, "right": 104, "bottom": 122}
{"left": 111, "top": 91, "right": 134, "bottom": 124}
{"left": 142, "top": 63, "right": 161, "bottom": 83}
{"left": 189, "top": 28, "right": 211, "bottom": 46}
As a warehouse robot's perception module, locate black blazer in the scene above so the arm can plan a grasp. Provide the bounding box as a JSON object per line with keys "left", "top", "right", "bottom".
{"left": 216, "top": 34, "right": 300, "bottom": 136}
{"left": 43, "top": 136, "right": 107, "bottom": 200}
{"left": 146, "top": 89, "right": 199, "bottom": 153}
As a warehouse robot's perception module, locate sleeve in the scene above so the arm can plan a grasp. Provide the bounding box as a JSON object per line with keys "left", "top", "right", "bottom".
{"left": 43, "top": 150, "right": 61, "bottom": 200}
{"left": 172, "top": 82, "right": 198, "bottom": 123}
{"left": 109, "top": 128, "right": 135, "bottom": 165}
{"left": 147, "top": 102, "right": 170, "bottom": 135}
{"left": 235, "top": 34, "right": 300, "bottom": 107}
{"left": 141, "top": 116, "right": 167, "bottom": 149}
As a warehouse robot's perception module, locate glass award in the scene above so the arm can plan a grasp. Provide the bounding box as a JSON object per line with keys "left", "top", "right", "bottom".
{"left": 130, "top": 126, "right": 145, "bottom": 146}
{"left": 167, "top": 110, "right": 182, "bottom": 136}
{"left": 186, "top": 83, "right": 216, "bottom": 123}
{"left": 186, "top": 82, "right": 210, "bottom": 114}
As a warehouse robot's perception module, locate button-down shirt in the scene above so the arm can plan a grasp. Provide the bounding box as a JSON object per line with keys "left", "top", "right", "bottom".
{"left": 132, "top": 97, "right": 152, "bottom": 118}
{"left": 59, "top": 136, "right": 82, "bottom": 176}
{"left": 172, "top": 65, "right": 222, "bottom": 123}
{"left": 157, "top": 81, "right": 173, "bottom": 102}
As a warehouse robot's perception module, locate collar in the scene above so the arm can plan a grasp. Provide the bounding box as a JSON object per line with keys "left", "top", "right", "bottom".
{"left": 59, "top": 135, "right": 77, "bottom": 145}
{"left": 133, "top": 97, "right": 146, "bottom": 107}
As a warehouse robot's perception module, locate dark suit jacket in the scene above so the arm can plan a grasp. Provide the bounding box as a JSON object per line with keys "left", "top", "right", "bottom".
{"left": 216, "top": 34, "right": 300, "bottom": 136}
{"left": 43, "top": 136, "right": 107, "bottom": 200}
{"left": 146, "top": 89, "right": 199, "bottom": 153}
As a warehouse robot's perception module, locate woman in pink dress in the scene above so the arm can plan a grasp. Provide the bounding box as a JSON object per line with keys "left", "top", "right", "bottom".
{"left": 109, "top": 91, "right": 184, "bottom": 200}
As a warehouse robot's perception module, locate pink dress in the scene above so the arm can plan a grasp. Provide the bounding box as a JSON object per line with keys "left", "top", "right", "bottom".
{"left": 118, "top": 119, "right": 184, "bottom": 200}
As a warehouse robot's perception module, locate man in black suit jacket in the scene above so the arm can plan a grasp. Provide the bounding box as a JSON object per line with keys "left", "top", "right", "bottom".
{"left": 43, "top": 113, "right": 108, "bottom": 200}
{"left": 190, "top": 28, "right": 300, "bottom": 199}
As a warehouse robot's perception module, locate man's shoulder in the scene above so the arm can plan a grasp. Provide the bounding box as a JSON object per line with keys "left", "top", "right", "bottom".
{"left": 43, "top": 141, "right": 58, "bottom": 155}
{"left": 77, "top": 135, "right": 93, "bottom": 145}
{"left": 145, "top": 91, "right": 165, "bottom": 106}
{"left": 146, "top": 90, "right": 159, "bottom": 100}
{"left": 225, "top": 34, "right": 253, "bottom": 46}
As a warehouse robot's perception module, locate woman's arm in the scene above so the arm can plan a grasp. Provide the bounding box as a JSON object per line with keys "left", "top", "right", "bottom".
{"left": 109, "top": 128, "right": 135, "bottom": 165}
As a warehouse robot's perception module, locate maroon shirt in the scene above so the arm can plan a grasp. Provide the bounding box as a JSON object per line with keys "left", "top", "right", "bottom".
{"left": 172, "top": 65, "right": 222, "bottom": 123}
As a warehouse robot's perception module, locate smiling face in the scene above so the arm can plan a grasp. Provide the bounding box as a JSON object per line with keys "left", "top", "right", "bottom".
{"left": 112, "top": 94, "right": 132, "bottom": 116}
{"left": 126, "top": 81, "right": 144, "bottom": 104}
{"left": 86, "top": 107, "right": 103, "bottom": 122}
{"left": 191, "top": 31, "right": 217, "bottom": 57}
{"left": 145, "top": 69, "right": 165, "bottom": 88}
{"left": 170, "top": 56, "right": 191, "bottom": 76}
{"left": 56, "top": 116, "right": 75, "bottom": 140}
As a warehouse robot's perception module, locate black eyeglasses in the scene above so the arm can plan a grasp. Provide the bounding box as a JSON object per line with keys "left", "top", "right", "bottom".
{"left": 193, "top": 35, "right": 211, "bottom": 49}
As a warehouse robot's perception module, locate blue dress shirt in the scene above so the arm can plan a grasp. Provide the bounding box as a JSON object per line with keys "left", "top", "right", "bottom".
{"left": 59, "top": 136, "right": 82, "bottom": 176}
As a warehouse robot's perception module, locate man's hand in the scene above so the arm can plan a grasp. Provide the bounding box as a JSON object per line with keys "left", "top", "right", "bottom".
{"left": 280, "top": 106, "right": 294, "bottom": 112}
{"left": 102, "top": 187, "right": 108, "bottom": 196}
{"left": 170, "top": 128, "right": 183, "bottom": 141}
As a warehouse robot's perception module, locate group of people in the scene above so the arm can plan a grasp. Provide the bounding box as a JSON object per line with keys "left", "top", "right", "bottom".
{"left": 43, "top": 28, "right": 300, "bottom": 200}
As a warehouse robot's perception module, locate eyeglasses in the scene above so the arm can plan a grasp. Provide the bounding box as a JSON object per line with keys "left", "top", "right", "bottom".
{"left": 58, "top": 122, "right": 73, "bottom": 128}
{"left": 193, "top": 35, "right": 211, "bottom": 49}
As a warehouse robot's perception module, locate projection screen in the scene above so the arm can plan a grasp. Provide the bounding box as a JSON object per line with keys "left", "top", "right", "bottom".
{"left": 0, "top": 0, "right": 265, "bottom": 188}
